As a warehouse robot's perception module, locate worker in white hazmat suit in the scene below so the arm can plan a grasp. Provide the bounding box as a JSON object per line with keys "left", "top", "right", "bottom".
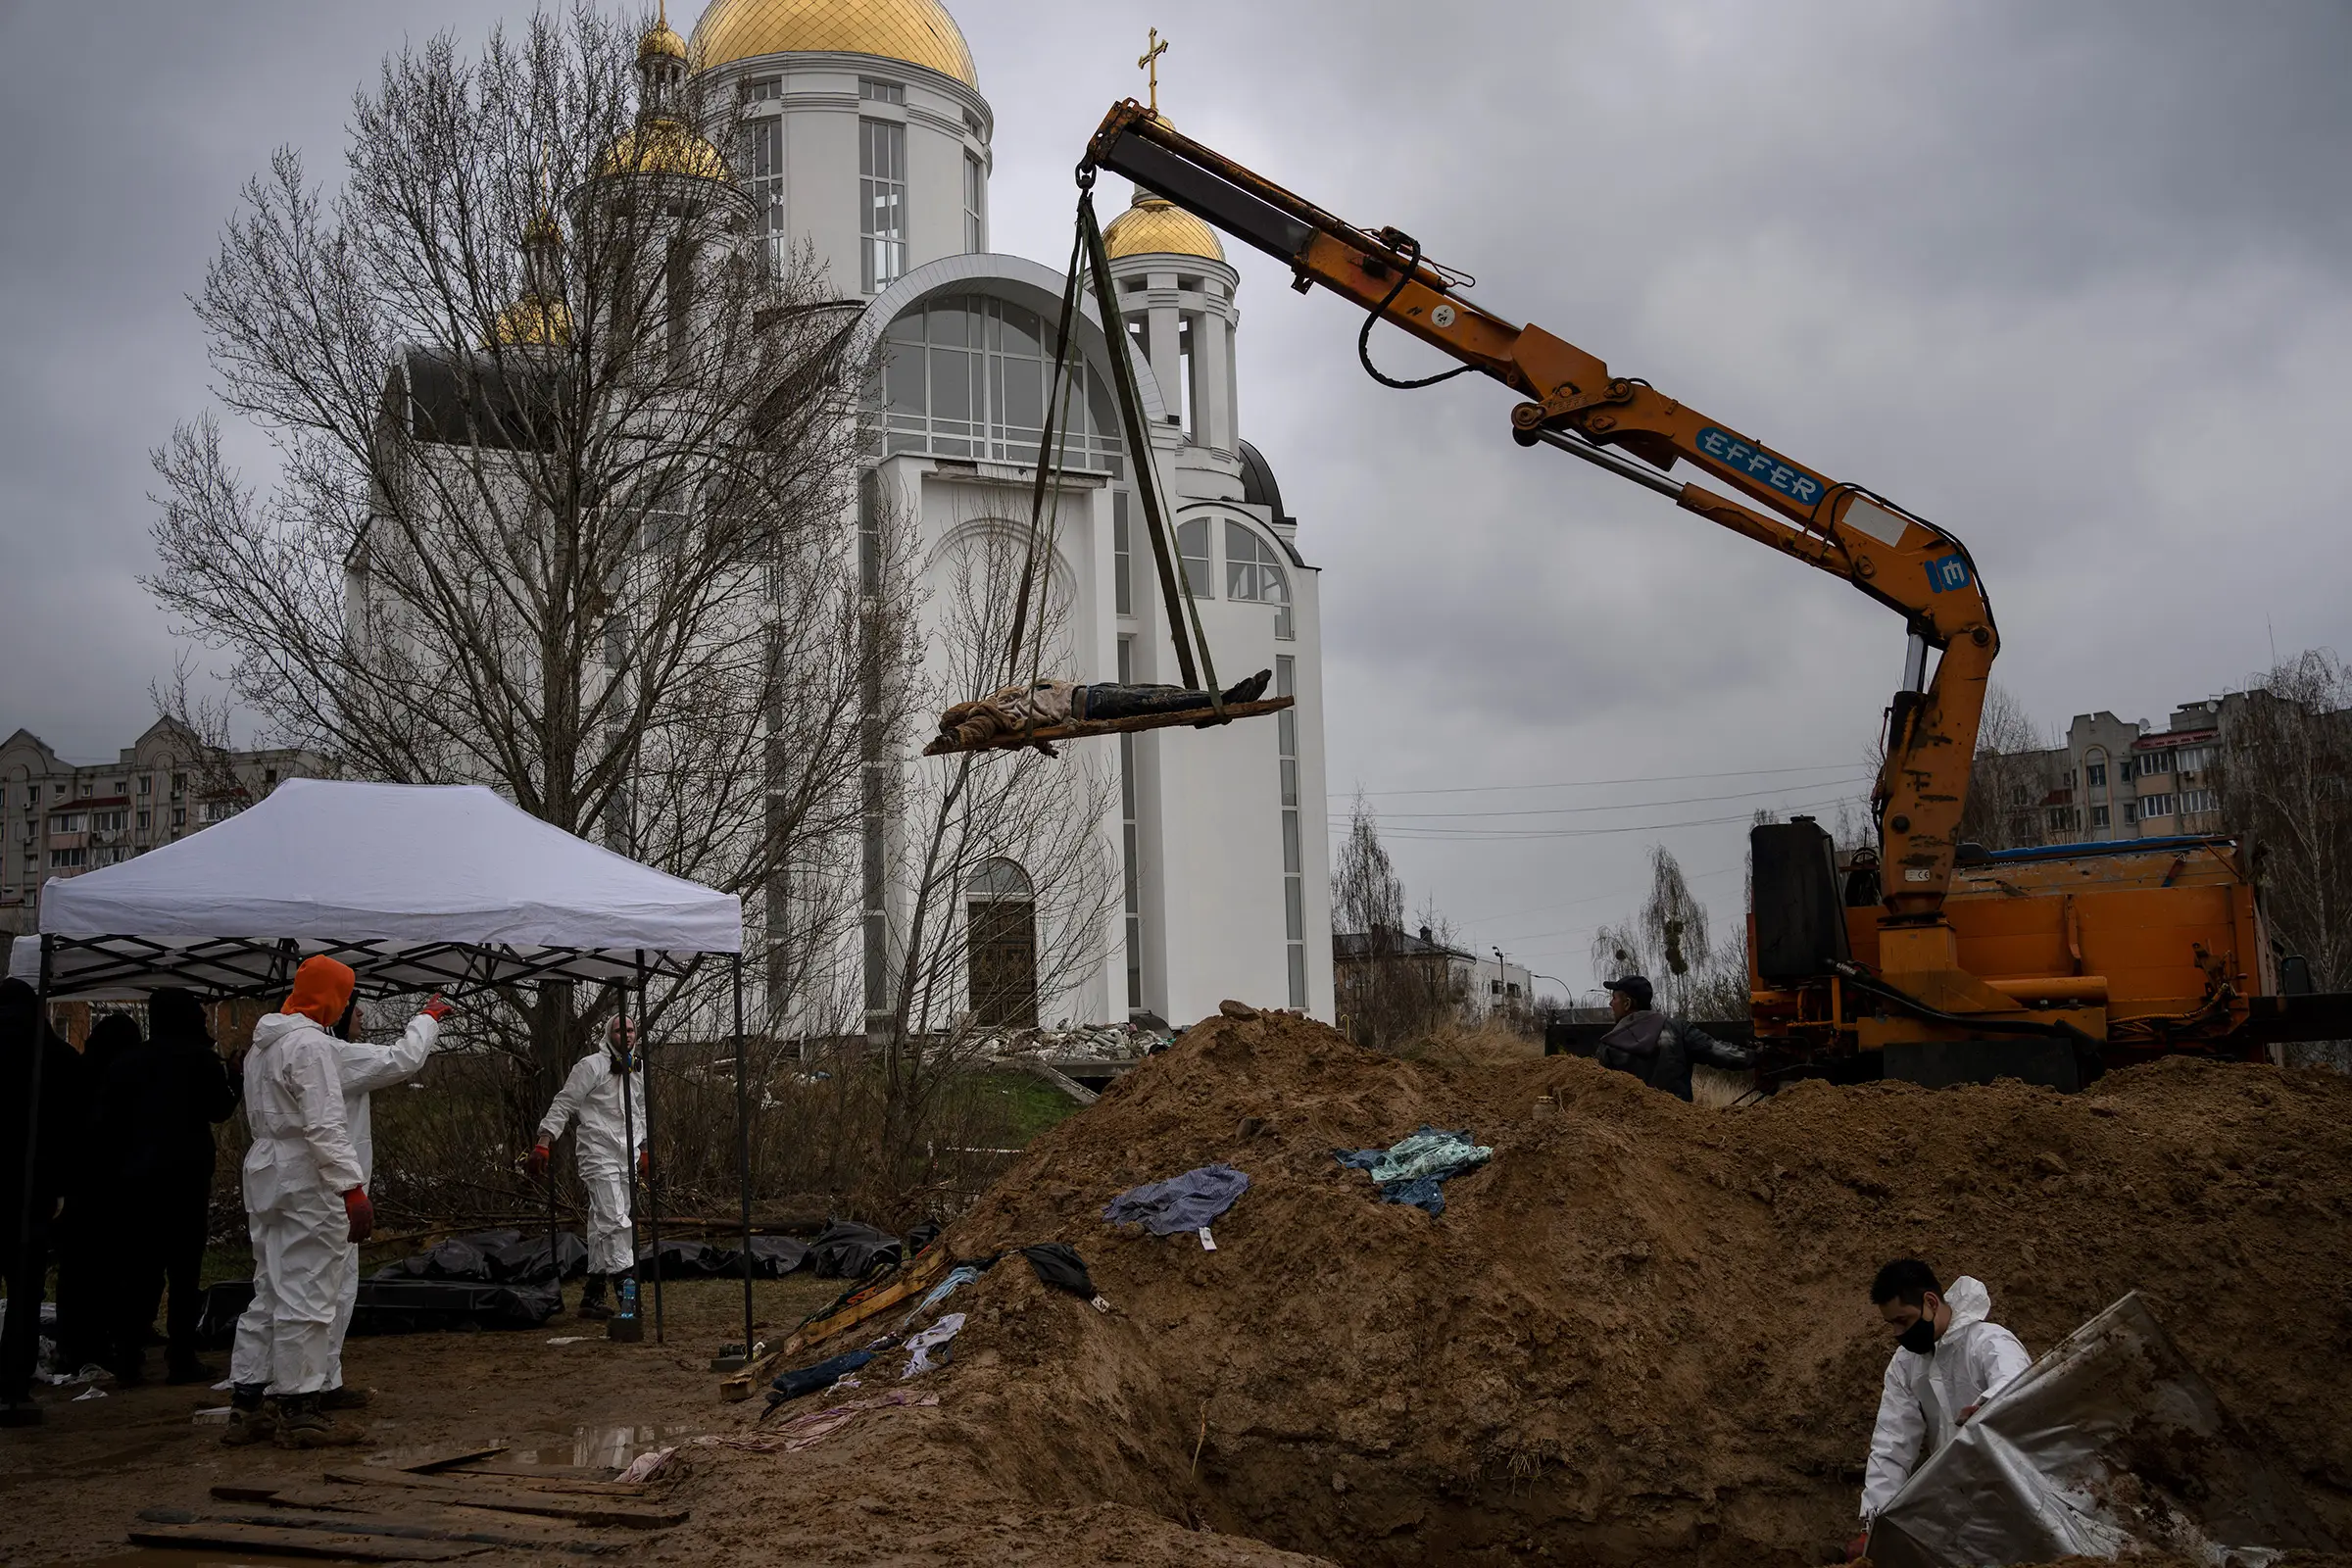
{"left": 317, "top": 992, "right": 452, "bottom": 1409}
{"left": 223, "top": 956, "right": 374, "bottom": 1449}
{"left": 527, "top": 1014, "right": 646, "bottom": 1320}
{"left": 1851, "top": 1258, "right": 2034, "bottom": 1555}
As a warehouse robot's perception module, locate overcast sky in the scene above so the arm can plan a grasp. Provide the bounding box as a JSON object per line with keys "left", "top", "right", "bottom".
{"left": 4, "top": 2, "right": 2348, "bottom": 998}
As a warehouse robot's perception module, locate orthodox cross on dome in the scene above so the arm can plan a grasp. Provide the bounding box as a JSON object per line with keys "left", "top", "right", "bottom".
{"left": 1138, "top": 27, "right": 1169, "bottom": 118}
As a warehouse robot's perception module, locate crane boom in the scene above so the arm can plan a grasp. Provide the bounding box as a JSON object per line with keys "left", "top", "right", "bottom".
{"left": 1086, "top": 101, "right": 1995, "bottom": 921}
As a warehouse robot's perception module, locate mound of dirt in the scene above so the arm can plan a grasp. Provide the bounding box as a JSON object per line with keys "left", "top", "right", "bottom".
{"left": 715, "top": 1012, "right": 2352, "bottom": 1567}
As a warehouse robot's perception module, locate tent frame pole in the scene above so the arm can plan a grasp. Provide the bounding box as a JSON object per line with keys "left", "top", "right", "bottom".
{"left": 635, "top": 955, "right": 662, "bottom": 1345}
{"left": 732, "top": 953, "right": 752, "bottom": 1360}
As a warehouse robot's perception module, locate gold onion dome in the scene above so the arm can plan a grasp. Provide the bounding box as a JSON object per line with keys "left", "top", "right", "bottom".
{"left": 640, "top": 15, "right": 690, "bottom": 60}
{"left": 492, "top": 296, "right": 573, "bottom": 347}
{"left": 594, "top": 116, "right": 731, "bottom": 181}
{"left": 522, "top": 205, "right": 563, "bottom": 249}
{"left": 1102, "top": 195, "right": 1224, "bottom": 263}
{"left": 689, "top": 0, "right": 978, "bottom": 87}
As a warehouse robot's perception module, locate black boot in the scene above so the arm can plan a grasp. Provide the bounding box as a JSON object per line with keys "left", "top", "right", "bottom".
{"left": 220, "top": 1383, "right": 275, "bottom": 1446}
{"left": 578, "top": 1272, "right": 612, "bottom": 1321}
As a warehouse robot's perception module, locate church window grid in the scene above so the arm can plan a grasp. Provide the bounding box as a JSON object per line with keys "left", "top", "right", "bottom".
{"left": 1118, "top": 634, "right": 1144, "bottom": 1013}
{"left": 1225, "top": 521, "right": 1293, "bottom": 639}
{"left": 1176, "top": 518, "right": 1213, "bottom": 598}
{"left": 963, "top": 152, "right": 986, "bottom": 254}
{"left": 868, "top": 295, "right": 1125, "bottom": 472}
{"left": 858, "top": 76, "right": 905, "bottom": 105}
{"left": 745, "top": 117, "right": 787, "bottom": 276}
{"left": 1112, "top": 491, "right": 1133, "bottom": 616}
{"left": 858, "top": 118, "right": 907, "bottom": 294}
{"left": 1276, "top": 656, "right": 1305, "bottom": 1008}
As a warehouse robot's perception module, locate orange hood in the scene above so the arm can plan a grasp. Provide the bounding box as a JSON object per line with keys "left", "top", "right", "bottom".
{"left": 280, "top": 956, "right": 357, "bottom": 1028}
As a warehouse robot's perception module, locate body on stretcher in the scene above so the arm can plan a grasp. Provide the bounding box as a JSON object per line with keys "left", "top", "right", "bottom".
{"left": 927, "top": 671, "right": 1279, "bottom": 756}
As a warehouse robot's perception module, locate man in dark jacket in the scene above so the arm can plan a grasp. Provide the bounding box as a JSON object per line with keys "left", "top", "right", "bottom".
{"left": 1592, "top": 975, "right": 1754, "bottom": 1101}
{"left": 1, "top": 976, "right": 88, "bottom": 1424}
{"left": 113, "top": 989, "right": 238, "bottom": 1383}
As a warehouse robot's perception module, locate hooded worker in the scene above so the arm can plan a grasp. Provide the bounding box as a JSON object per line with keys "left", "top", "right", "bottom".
{"left": 224, "top": 956, "right": 370, "bottom": 1448}
{"left": 527, "top": 1013, "right": 646, "bottom": 1320}
{"left": 0, "top": 977, "right": 86, "bottom": 1425}
{"left": 1853, "top": 1259, "right": 2034, "bottom": 1552}
{"left": 318, "top": 990, "right": 450, "bottom": 1407}
{"left": 54, "top": 1012, "right": 143, "bottom": 1378}
{"left": 110, "top": 989, "right": 237, "bottom": 1385}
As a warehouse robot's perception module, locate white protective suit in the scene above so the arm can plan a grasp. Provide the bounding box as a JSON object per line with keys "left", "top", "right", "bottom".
{"left": 323, "top": 1014, "right": 440, "bottom": 1387}
{"left": 229, "top": 1011, "right": 367, "bottom": 1396}
{"left": 537, "top": 1047, "right": 646, "bottom": 1276}
{"left": 1860, "top": 1275, "right": 2034, "bottom": 1518}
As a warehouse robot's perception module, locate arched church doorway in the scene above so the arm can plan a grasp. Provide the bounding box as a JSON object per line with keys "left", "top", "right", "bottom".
{"left": 965, "top": 857, "right": 1037, "bottom": 1028}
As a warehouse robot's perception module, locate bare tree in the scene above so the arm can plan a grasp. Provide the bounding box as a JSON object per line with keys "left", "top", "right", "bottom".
{"left": 1329, "top": 799, "right": 1461, "bottom": 1050}
{"left": 1950, "top": 682, "right": 2060, "bottom": 851}
{"left": 145, "top": 10, "right": 874, "bottom": 1089}
{"left": 2216, "top": 651, "right": 2352, "bottom": 1069}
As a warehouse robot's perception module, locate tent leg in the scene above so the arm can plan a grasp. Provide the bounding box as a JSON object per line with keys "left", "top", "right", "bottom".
{"left": 732, "top": 954, "right": 752, "bottom": 1360}
{"left": 635, "top": 961, "right": 662, "bottom": 1346}
{"left": 545, "top": 1040, "right": 562, "bottom": 1312}
{"left": 5, "top": 937, "right": 55, "bottom": 1418}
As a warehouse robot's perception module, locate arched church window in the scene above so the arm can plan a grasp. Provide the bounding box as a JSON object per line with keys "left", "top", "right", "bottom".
{"left": 1224, "top": 520, "right": 1292, "bottom": 638}
{"left": 965, "top": 857, "right": 1037, "bottom": 1028}
{"left": 1176, "top": 519, "right": 1213, "bottom": 598}
{"left": 869, "top": 296, "right": 1126, "bottom": 472}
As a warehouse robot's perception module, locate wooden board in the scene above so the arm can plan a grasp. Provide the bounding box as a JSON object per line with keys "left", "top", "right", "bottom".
{"left": 923, "top": 696, "right": 1294, "bottom": 755}
{"left": 722, "top": 1249, "right": 949, "bottom": 1401}
{"left": 130, "top": 1520, "right": 487, "bottom": 1561}
{"left": 449, "top": 1460, "right": 622, "bottom": 1484}
{"left": 399, "top": 1444, "right": 511, "bottom": 1475}
{"left": 151, "top": 1506, "right": 623, "bottom": 1557}
{"left": 319, "top": 1471, "right": 685, "bottom": 1529}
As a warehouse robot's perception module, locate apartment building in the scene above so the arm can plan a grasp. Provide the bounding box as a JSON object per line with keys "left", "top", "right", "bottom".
{"left": 0, "top": 718, "right": 318, "bottom": 940}
{"left": 1976, "top": 700, "right": 2230, "bottom": 850}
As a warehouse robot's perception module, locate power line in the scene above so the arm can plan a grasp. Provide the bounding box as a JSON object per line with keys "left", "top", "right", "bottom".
{"left": 1330, "top": 761, "right": 1861, "bottom": 799}
{"left": 1363, "top": 776, "right": 1868, "bottom": 821}
{"left": 1376, "top": 787, "right": 1862, "bottom": 842}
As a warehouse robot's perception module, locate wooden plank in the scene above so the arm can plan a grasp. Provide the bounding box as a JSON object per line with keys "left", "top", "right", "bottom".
{"left": 129, "top": 1520, "right": 488, "bottom": 1561}
{"left": 148, "top": 1507, "right": 624, "bottom": 1557}
{"left": 319, "top": 1472, "right": 685, "bottom": 1529}
{"left": 923, "top": 696, "right": 1294, "bottom": 755}
{"left": 398, "top": 1444, "right": 511, "bottom": 1475}
{"left": 318, "top": 1469, "right": 649, "bottom": 1499}
{"left": 450, "top": 1460, "right": 621, "bottom": 1484}
{"left": 722, "top": 1249, "right": 949, "bottom": 1401}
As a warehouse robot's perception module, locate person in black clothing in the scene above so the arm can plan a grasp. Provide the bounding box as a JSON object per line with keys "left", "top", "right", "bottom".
{"left": 113, "top": 989, "right": 237, "bottom": 1384}
{"left": 1592, "top": 974, "right": 1755, "bottom": 1102}
{"left": 54, "top": 1012, "right": 141, "bottom": 1379}
{"left": 1, "top": 976, "right": 88, "bottom": 1424}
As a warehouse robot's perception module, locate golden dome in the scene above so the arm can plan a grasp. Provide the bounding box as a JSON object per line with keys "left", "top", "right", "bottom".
{"left": 522, "top": 205, "right": 563, "bottom": 249}
{"left": 1102, "top": 195, "right": 1224, "bottom": 264}
{"left": 594, "top": 116, "right": 731, "bottom": 181}
{"left": 640, "top": 17, "right": 690, "bottom": 61}
{"left": 491, "top": 296, "right": 573, "bottom": 347}
{"left": 690, "top": 0, "right": 978, "bottom": 88}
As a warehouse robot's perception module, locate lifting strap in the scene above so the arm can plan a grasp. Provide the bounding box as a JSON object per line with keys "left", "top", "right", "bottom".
{"left": 1002, "top": 183, "right": 1225, "bottom": 730}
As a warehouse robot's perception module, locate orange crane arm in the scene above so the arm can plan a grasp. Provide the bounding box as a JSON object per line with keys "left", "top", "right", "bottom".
{"left": 1086, "top": 102, "right": 1998, "bottom": 918}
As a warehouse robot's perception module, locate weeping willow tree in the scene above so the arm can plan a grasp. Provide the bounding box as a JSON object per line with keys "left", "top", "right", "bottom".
{"left": 1592, "top": 845, "right": 1749, "bottom": 1018}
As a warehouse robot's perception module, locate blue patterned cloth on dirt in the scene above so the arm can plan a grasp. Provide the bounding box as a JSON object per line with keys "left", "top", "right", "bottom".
{"left": 1334, "top": 1127, "right": 1492, "bottom": 1216}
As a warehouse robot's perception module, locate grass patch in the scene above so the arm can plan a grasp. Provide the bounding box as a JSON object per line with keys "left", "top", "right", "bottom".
{"left": 975, "top": 1068, "right": 1086, "bottom": 1145}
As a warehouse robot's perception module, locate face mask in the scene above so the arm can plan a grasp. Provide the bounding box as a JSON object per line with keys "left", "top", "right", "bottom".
{"left": 1897, "top": 1316, "right": 1937, "bottom": 1354}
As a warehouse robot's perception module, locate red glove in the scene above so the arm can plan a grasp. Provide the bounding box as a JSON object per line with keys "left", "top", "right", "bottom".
{"left": 637, "top": 1149, "right": 652, "bottom": 1180}
{"left": 526, "top": 1144, "right": 551, "bottom": 1179}
{"left": 1846, "top": 1530, "right": 1872, "bottom": 1562}
{"left": 420, "top": 995, "right": 453, "bottom": 1022}
{"left": 343, "top": 1187, "right": 375, "bottom": 1244}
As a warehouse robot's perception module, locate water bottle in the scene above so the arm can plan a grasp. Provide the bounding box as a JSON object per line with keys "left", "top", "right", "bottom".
{"left": 607, "top": 1275, "right": 644, "bottom": 1342}
{"left": 619, "top": 1278, "right": 638, "bottom": 1315}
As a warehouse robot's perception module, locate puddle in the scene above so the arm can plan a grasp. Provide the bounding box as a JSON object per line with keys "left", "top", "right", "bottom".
{"left": 515, "top": 1422, "right": 696, "bottom": 1469}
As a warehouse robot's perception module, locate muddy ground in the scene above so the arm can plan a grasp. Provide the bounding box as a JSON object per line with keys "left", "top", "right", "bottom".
{"left": 9, "top": 1011, "right": 2352, "bottom": 1568}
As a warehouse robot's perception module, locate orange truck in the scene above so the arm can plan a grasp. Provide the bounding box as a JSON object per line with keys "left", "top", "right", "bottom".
{"left": 1085, "top": 102, "right": 2343, "bottom": 1089}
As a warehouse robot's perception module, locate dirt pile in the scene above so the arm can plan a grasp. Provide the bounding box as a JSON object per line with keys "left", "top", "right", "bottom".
{"left": 716, "top": 1010, "right": 2352, "bottom": 1566}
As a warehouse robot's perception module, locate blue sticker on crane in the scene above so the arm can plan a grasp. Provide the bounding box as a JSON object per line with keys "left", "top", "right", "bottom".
{"left": 1925, "top": 554, "right": 1971, "bottom": 593}
{"left": 1694, "top": 425, "right": 1829, "bottom": 509}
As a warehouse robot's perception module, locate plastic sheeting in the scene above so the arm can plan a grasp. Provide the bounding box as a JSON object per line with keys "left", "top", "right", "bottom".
{"left": 1869, "top": 1292, "right": 2336, "bottom": 1568}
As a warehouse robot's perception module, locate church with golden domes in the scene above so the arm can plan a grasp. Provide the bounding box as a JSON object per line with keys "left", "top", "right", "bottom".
{"left": 504, "top": 0, "right": 1330, "bottom": 1029}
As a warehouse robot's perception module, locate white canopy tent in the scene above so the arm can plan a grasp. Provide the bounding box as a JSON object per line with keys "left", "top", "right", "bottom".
{"left": 10, "top": 779, "right": 741, "bottom": 997}
{"left": 7, "top": 779, "right": 754, "bottom": 1355}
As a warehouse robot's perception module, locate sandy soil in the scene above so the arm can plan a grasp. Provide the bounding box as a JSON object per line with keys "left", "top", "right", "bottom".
{"left": 11, "top": 1011, "right": 2352, "bottom": 1568}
